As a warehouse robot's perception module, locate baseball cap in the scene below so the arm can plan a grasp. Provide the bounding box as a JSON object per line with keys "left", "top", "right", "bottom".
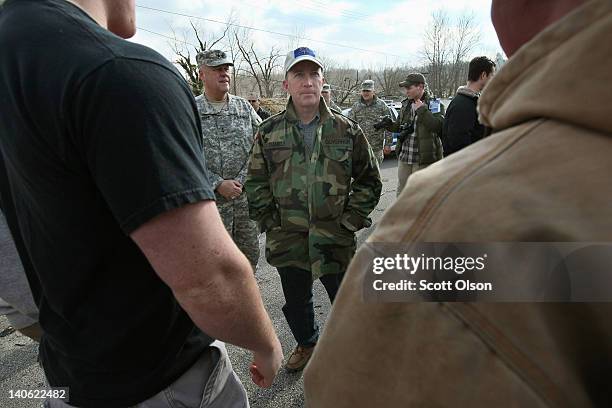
{"left": 399, "top": 73, "right": 426, "bottom": 87}
{"left": 361, "top": 79, "right": 375, "bottom": 91}
{"left": 196, "top": 49, "right": 233, "bottom": 68}
{"left": 284, "top": 47, "right": 324, "bottom": 74}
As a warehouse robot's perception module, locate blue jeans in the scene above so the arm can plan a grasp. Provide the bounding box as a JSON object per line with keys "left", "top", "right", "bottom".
{"left": 277, "top": 267, "right": 345, "bottom": 347}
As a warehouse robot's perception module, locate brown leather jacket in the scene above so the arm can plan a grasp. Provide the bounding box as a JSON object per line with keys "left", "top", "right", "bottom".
{"left": 304, "top": 0, "right": 612, "bottom": 406}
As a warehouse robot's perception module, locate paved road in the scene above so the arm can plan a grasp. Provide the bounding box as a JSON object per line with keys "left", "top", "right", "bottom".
{"left": 0, "top": 159, "right": 399, "bottom": 408}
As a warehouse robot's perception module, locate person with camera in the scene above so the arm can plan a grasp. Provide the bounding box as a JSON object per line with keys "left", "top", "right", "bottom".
{"left": 375, "top": 73, "right": 445, "bottom": 196}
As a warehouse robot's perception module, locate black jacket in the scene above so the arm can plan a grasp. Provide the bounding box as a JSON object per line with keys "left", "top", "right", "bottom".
{"left": 442, "top": 87, "right": 484, "bottom": 155}
{"left": 257, "top": 107, "right": 271, "bottom": 121}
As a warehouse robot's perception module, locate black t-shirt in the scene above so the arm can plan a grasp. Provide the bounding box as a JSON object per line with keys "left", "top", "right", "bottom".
{"left": 0, "top": 0, "right": 216, "bottom": 406}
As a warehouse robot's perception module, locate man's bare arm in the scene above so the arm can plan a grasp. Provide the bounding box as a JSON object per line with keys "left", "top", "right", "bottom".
{"left": 130, "top": 199, "right": 282, "bottom": 386}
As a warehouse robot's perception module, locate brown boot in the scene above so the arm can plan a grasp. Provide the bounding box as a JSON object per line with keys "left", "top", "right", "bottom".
{"left": 285, "top": 345, "right": 315, "bottom": 372}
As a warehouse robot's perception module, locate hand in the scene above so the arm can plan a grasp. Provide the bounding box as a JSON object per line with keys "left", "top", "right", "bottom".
{"left": 373, "top": 115, "right": 393, "bottom": 130}
{"left": 383, "top": 145, "right": 391, "bottom": 155}
{"left": 412, "top": 99, "right": 424, "bottom": 110}
{"left": 217, "top": 180, "right": 243, "bottom": 200}
{"left": 249, "top": 338, "right": 283, "bottom": 388}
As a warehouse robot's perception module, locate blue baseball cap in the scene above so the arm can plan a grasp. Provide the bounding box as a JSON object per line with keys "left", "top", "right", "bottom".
{"left": 284, "top": 47, "right": 324, "bottom": 74}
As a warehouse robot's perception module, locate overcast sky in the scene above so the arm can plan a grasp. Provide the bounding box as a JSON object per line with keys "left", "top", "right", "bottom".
{"left": 130, "top": 0, "right": 504, "bottom": 69}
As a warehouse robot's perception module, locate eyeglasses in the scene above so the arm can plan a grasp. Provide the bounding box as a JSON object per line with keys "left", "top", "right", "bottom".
{"left": 248, "top": 100, "right": 257, "bottom": 103}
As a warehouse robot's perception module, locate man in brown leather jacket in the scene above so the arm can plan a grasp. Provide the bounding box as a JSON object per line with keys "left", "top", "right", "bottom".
{"left": 304, "top": 0, "right": 612, "bottom": 406}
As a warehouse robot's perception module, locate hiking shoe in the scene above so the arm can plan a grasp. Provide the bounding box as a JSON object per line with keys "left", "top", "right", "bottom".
{"left": 285, "top": 345, "right": 315, "bottom": 372}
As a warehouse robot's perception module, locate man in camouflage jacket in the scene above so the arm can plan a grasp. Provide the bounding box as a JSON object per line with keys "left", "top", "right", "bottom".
{"left": 196, "top": 49, "right": 261, "bottom": 270}
{"left": 246, "top": 47, "right": 381, "bottom": 372}
{"left": 348, "top": 79, "right": 393, "bottom": 166}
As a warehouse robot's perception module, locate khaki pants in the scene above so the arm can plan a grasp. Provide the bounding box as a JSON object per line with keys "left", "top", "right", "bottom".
{"left": 397, "top": 161, "right": 427, "bottom": 197}
{"left": 45, "top": 341, "right": 248, "bottom": 408}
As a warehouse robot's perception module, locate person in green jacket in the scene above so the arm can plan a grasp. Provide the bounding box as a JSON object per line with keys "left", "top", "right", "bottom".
{"left": 246, "top": 46, "right": 381, "bottom": 373}
{"left": 378, "top": 73, "right": 445, "bottom": 196}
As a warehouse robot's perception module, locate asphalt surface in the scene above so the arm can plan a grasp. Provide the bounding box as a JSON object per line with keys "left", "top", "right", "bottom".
{"left": 0, "top": 159, "right": 399, "bottom": 408}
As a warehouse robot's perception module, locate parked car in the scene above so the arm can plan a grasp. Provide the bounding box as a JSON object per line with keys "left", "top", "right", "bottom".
{"left": 341, "top": 106, "right": 400, "bottom": 159}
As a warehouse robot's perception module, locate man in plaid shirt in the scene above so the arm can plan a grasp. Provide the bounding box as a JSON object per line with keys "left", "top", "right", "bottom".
{"left": 382, "top": 73, "right": 445, "bottom": 196}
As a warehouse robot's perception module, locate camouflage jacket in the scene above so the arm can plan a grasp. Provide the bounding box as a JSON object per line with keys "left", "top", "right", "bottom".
{"left": 390, "top": 92, "right": 445, "bottom": 165}
{"left": 328, "top": 100, "right": 341, "bottom": 112}
{"left": 246, "top": 98, "right": 382, "bottom": 278}
{"left": 348, "top": 95, "right": 392, "bottom": 151}
{"left": 195, "top": 93, "right": 261, "bottom": 200}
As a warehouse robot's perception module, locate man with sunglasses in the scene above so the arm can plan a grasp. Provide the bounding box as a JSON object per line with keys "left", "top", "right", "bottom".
{"left": 247, "top": 93, "right": 271, "bottom": 121}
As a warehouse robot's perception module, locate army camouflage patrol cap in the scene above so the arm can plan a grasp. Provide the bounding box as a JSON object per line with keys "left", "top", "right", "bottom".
{"left": 321, "top": 83, "right": 331, "bottom": 93}
{"left": 196, "top": 49, "right": 233, "bottom": 68}
{"left": 361, "top": 79, "right": 375, "bottom": 91}
{"left": 284, "top": 47, "right": 324, "bottom": 74}
{"left": 399, "top": 73, "right": 426, "bottom": 87}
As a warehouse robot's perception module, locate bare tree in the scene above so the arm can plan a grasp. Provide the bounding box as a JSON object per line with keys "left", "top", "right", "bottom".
{"left": 324, "top": 66, "right": 360, "bottom": 106}
{"left": 421, "top": 10, "right": 481, "bottom": 97}
{"left": 287, "top": 25, "right": 307, "bottom": 51}
{"left": 448, "top": 12, "right": 480, "bottom": 95}
{"left": 421, "top": 10, "right": 452, "bottom": 97}
{"left": 171, "top": 20, "right": 228, "bottom": 95}
{"left": 236, "top": 37, "right": 283, "bottom": 98}
{"left": 374, "top": 65, "right": 406, "bottom": 98}
{"left": 223, "top": 10, "right": 247, "bottom": 95}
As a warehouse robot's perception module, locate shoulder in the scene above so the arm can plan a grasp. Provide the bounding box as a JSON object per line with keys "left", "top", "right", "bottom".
{"left": 369, "top": 123, "right": 540, "bottom": 243}
{"left": 329, "top": 106, "right": 343, "bottom": 115}
{"left": 228, "top": 94, "right": 252, "bottom": 109}
{"left": 82, "top": 58, "right": 192, "bottom": 108}
{"left": 259, "top": 110, "right": 286, "bottom": 134}
{"left": 329, "top": 112, "right": 362, "bottom": 136}
{"left": 377, "top": 100, "right": 390, "bottom": 111}
{"left": 448, "top": 95, "right": 476, "bottom": 113}
{"left": 455, "top": 93, "right": 478, "bottom": 106}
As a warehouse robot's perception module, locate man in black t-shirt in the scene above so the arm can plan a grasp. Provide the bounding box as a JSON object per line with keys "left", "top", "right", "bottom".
{"left": 0, "top": 0, "right": 282, "bottom": 406}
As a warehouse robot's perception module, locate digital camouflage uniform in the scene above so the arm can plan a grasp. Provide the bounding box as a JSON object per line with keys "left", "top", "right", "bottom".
{"left": 196, "top": 93, "right": 261, "bottom": 269}
{"left": 246, "top": 98, "right": 382, "bottom": 280}
{"left": 348, "top": 95, "right": 392, "bottom": 165}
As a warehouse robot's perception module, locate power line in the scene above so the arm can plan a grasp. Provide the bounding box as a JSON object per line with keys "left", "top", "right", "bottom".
{"left": 136, "top": 26, "right": 198, "bottom": 48}
{"left": 291, "top": 0, "right": 412, "bottom": 26}
{"left": 133, "top": 27, "right": 367, "bottom": 94}
{"left": 136, "top": 4, "right": 405, "bottom": 60}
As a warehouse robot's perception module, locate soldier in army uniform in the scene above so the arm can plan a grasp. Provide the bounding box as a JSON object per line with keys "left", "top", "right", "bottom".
{"left": 348, "top": 79, "right": 393, "bottom": 166}
{"left": 196, "top": 49, "right": 261, "bottom": 270}
{"left": 321, "top": 83, "right": 340, "bottom": 111}
{"left": 246, "top": 47, "right": 382, "bottom": 372}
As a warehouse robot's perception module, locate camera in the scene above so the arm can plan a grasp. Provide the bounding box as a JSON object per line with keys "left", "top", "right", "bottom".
{"left": 373, "top": 115, "right": 393, "bottom": 131}
{"left": 397, "top": 121, "right": 414, "bottom": 143}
